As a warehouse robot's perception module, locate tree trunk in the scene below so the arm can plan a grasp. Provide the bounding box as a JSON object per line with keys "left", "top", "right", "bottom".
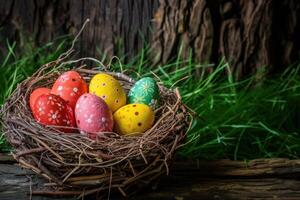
{"left": 0, "top": 0, "right": 159, "bottom": 62}
{"left": 152, "top": 0, "right": 300, "bottom": 78}
{"left": 0, "top": 0, "right": 300, "bottom": 77}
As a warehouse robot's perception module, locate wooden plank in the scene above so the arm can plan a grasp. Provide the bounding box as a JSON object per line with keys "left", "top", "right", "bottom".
{"left": 0, "top": 164, "right": 74, "bottom": 200}
{"left": 1, "top": 155, "right": 300, "bottom": 199}
{"left": 146, "top": 178, "right": 300, "bottom": 200}
{"left": 173, "top": 158, "right": 300, "bottom": 177}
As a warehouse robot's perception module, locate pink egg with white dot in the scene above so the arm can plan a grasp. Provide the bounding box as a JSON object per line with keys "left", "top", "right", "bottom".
{"left": 75, "top": 93, "right": 113, "bottom": 138}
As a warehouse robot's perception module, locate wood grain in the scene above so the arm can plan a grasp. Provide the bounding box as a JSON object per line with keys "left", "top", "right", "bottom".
{"left": 1, "top": 155, "right": 300, "bottom": 199}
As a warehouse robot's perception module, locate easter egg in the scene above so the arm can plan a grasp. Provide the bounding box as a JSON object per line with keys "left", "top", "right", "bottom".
{"left": 89, "top": 73, "right": 126, "bottom": 112}
{"left": 128, "top": 77, "right": 160, "bottom": 109}
{"left": 113, "top": 104, "right": 155, "bottom": 135}
{"left": 29, "top": 88, "right": 51, "bottom": 111}
{"left": 51, "top": 71, "right": 88, "bottom": 110}
{"left": 75, "top": 93, "right": 113, "bottom": 137}
{"left": 32, "top": 94, "right": 76, "bottom": 131}
{"left": 65, "top": 103, "right": 76, "bottom": 131}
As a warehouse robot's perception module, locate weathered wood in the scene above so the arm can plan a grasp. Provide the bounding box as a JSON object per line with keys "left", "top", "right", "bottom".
{"left": 0, "top": 164, "right": 74, "bottom": 200}
{"left": 176, "top": 158, "right": 300, "bottom": 177}
{"left": 1, "top": 155, "right": 300, "bottom": 199}
{"left": 147, "top": 178, "right": 300, "bottom": 200}
{"left": 0, "top": 153, "right": 14, "bottom": 162}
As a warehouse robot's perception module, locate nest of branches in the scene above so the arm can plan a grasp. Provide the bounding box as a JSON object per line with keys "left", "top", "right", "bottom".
{"left": 0, "top": 46, "right": 190, "bottom": 197}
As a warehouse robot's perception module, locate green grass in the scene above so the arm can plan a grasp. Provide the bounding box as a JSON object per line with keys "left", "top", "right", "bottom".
{"left": 109, "top": 52, "right": 300, "bottom": 160}
{"left": 178, "top": 64, "right": 300, "bottom": 160}
{"left": 1, "top": 39, "right": 300, "bottom": 161}
{"left": 0, "top": 38, "right": 67, "bottom": 151}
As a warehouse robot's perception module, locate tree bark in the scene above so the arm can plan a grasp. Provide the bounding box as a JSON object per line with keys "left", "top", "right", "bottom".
{"left": 151, "top": 0, "right": 300, "bottom": 78}
{"left": 0, "top": 0, "right": 300, "bottom": 77}
{"left": 2, "top": 154, "right": 300, "bottom": 199}
{"left": 0, "top": 0, "right": 159, "bottom": 62}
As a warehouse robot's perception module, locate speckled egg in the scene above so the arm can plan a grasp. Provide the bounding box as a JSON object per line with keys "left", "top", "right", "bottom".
{"left": 51, "top": 71, "right": 88, "bottom": 110}
{"left": 75, "top": 93, "right": 113, "bottom": 137}
{"left": 128, "top": 77, "right": 160, "bottom": 109}
{"left": 113, "top": 104, "right": 155, "bottom": 135}
{"left": 32, "top": 94, "right": 76, "bottom": 131}
{"left": 89, "top": 73, "right": 126, "bottom": 112}
{"left": 29, "top": 88, "right": 51, "bottom": 111}
{"left": 65, "top": 103, "right": 76, "bottom": 132}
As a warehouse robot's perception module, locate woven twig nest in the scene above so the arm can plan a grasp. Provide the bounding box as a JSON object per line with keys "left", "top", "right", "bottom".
{"left": 0, "top": 54, "right": 190, "bottom": 198}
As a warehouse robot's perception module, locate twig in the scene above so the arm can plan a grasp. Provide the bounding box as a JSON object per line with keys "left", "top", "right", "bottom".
{"left": 15, "top": 147, "right": 46, "bottom": 158}
{"left": 58, "top": 18, "right": 90, "bottom": 61}
{"left": 32, "top": 190, "right": 82, "bottom": 196}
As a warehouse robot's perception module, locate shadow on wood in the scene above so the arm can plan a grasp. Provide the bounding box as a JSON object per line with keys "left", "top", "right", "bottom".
{"left": 1, "top": 154, "right": 300, "bottom": 199}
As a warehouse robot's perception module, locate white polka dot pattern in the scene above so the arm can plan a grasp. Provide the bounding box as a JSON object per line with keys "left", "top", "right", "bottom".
{"left": 51, "top": 71, "right": 88, "bottom": 110}
{"left": 75, "top": 93, "right": 113, "bottom": 138}
{"left": 32, "top": 94, "right": 76, "bottom": 132}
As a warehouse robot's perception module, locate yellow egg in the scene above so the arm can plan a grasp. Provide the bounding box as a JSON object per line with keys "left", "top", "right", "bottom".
{"left": 89, "top": 73, "right": 126, "bottom": 112}
{"left": 113, "top": 104, "right": 155, "bottom": 135}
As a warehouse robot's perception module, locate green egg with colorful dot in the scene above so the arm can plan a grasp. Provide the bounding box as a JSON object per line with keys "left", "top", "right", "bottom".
{"left": 128, "top": 77, "right": 160, "bottom": 109}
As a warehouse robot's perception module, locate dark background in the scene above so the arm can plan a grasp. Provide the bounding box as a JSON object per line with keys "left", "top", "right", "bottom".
{"left": 0, "top": 0, "right": 300, "bottom": 78}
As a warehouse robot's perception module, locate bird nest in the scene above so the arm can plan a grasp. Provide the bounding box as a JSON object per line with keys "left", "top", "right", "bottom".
{"left": 0, "top": 50, "right": 191, "bottom": 198}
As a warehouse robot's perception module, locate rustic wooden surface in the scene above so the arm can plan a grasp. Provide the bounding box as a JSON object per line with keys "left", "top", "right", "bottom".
{"left": 1, "top": 153, "right": 300, "bottom": 199}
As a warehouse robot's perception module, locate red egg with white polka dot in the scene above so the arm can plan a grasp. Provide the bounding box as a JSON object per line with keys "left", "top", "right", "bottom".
{"left": 32, "top": 94, "right": 76, "bottom": 132}
{"left": 75, "top": 93, "right": 113, "bottom": 138}
{"left": 51, "top": 71, "right": 88, "bottom": 110}
{"left": 65, "top": 103, "right": 76, "bottom": 131}
{"left": 29, "top": 87, "right": 51, "bottom": 111}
